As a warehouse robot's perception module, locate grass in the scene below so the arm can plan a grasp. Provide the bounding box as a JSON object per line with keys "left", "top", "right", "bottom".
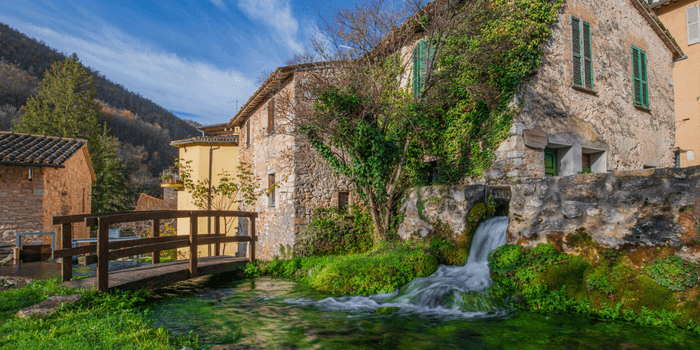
{"left": 0, "top": 279, "right": 203, "bottom": 349}
{"left": 243, "top": 243, "right": 439, "bottom": 296}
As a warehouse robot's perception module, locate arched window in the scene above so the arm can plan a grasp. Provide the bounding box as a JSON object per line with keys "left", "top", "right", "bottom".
{"left": 412, "top": 39, "right": 430, "bottom": 98}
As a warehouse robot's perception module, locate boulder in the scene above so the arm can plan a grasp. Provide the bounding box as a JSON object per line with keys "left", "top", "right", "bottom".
{"left": 17, "top": 294, "right": 82, "bottom": 318}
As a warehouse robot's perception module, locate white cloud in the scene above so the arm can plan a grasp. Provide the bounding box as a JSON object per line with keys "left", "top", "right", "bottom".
{"left": 209, "top": 0, "right": 227, "bottom": 11}
{"left": 0, "top": 16, "right": 256, "bottom": 125}
{"left": 236, "top": 0, "right": 304, "bottom": 53}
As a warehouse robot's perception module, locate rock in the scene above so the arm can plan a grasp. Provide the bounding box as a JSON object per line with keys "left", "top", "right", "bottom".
{"left": 374, "top": 306, "right": 400, "bottom": 316}
{"left": 17, "top": 294, "right": 82, "bottom": 318}
{"left": 562, "top": 206, "right": 582, "bottom": 219}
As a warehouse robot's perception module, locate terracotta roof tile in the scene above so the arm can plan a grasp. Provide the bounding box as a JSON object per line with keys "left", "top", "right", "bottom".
{"left": 0, "top": 132, "right": 87, "bottom": 167}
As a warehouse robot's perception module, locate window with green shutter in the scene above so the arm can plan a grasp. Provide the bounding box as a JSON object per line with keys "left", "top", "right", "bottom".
{"left": 412, "top": 39, "right": 431, "bottom": 99}
{"left": 571, "top": 16, "right": 593, "bottom": 90}
{"left": 545, "top": 149, "right": 558, "bottom": 177}
{"left": 631, "top": 46, "right": 649, "bottom": 109}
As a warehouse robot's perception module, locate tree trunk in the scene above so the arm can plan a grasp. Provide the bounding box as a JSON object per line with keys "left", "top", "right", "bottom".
{"left": 367, "top": 193, "right": 385, "bottom": 244}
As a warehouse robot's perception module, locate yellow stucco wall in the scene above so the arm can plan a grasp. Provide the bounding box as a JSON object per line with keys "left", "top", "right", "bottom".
{"left": 175, "top": 142, "right": 240, "bottom": 257}
{"left": 656, "top": 0, "right": 700, "bottom": 167}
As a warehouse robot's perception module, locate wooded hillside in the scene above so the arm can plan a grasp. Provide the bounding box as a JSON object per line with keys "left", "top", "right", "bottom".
{"left": 0, "top": 22, "right": 201, "bottom": 201}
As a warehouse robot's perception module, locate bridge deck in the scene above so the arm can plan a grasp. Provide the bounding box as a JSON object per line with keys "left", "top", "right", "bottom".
{"left": 64, "top": 256, "right": 248, "bottom": 291}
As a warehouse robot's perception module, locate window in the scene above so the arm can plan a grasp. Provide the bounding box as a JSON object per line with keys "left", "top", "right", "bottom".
{"left": 412, "top": 39, "right": 431, "bottom": 98}
{"left": 246, "top": 120, "right": 250, "bottom": 147}
{"left": 267, "top": 98, "right": 275, "bottom": 135}
{"left": 268, "top": 173, "right": 275, "bottom": 207}
{"left": 338, "top": 191, "right": 349, "bottom": 211}
{"left": 544, "top": 148, "right": 558, "bottom": 177}
{"left": 571, "top": 16, "right": 593, "bottom": 90}
{"left": 582, "top": 153, "right": 591, "bottom": 173}
{"left": 675, "top": 149, "right": 681, "bottom": 168}
{"left": 688, "top": 5, "right": 700, "bottom": 46}
{"left": 632, "top": 46, "right": 649, "bottom": 109}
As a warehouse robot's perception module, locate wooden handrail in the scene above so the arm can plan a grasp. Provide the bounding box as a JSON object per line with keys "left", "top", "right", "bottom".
{"left": 84, "top": 210, "right": 258, "bottom": 227}
{"left": 52, "top": 210, "right": 258, "bottom": 292}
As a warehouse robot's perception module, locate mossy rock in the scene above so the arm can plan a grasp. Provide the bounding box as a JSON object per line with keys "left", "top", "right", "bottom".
{"left": 374, "top": 306, "right": 400, "bottom": 316}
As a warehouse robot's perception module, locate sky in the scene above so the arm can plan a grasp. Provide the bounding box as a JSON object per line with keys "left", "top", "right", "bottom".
{"left": 0, "top": 0, "right": 355, "bottom": 125}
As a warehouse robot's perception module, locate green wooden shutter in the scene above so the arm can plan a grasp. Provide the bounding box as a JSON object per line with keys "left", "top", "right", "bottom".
{"left": 571, "top": 17, "right": 583, "bottom": 87}
{"left": 583, "top": 22, "right": 593, "bottom": 89}
{"left": 641, "top": 50, "right": 648, "bottom": 108}
{"left": 632, "top": 47, "right": 642, "bottom": 106}
{"left": 412, "top": 40, "right": 424, "bottom": 98}
{"left": 545, "top": 149, "right": 558, "bottom": 177}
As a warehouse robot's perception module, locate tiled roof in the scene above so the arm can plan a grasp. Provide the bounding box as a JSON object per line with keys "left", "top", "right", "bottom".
{"left": 170, "top": 135, "right": 239, "bottom": 146}
{"left": 135, "top": 194, "right": 176, "bottom": 211}
{"left": 0, "top": 132, "right": 87, "bottom": 167}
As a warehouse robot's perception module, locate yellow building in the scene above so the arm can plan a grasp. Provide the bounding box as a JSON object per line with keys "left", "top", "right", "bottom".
{"left": 165, "top": 123, "right": 241, "bottom": 257}
{"left": 653, "top": 0, "right": 696, "bottom": 166}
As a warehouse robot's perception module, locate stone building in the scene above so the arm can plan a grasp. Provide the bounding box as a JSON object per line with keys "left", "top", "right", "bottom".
{"left": 225, "top": 64, "right": 351, "bottom": 260}
{"left": 408, "top": 0, "right": 683, "bottom": 183}
{"left": 651, "top": 0, "right": 700, "bottom": 167}
{"left": 0, "top": 132, "right": 94, "bottom": 246}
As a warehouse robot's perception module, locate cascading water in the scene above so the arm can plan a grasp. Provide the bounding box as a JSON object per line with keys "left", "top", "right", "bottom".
{"left": 291, "top": 216, "right": 510, "bottom": 318}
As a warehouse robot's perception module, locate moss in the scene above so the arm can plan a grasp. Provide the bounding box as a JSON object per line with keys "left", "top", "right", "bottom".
{"left": 243, "top": 243, "right": 438, "bottom": 296}
{"left": 488, "top": 243, "right": 700, "bottom": 335}
{"left": 293, "top": 206, "right": 373, "bottom": 258}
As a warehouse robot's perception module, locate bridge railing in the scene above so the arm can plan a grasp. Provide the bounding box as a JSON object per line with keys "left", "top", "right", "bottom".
{"left": 51, "top": 210, "right": 257, "bottom": 292}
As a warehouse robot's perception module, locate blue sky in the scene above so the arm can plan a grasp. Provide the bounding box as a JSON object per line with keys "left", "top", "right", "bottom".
{"left": 0, "top": 0, "right": 354, "bottom": 124}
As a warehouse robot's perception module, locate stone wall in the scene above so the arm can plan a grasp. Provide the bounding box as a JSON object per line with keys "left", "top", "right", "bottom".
{"left": 508, "top": 167, "right": 700, "bottom": 255}
{"left": 397, "top": 185, "right": 511, "bottom": 240}
{"left": 476, "top": 0, "right": 676, "bottom": 184}
{"left": 0, "top": 148, "right": 92, "bottom": 247}
{"left": 0, "top": 165, "right": 44, "bottom": 245}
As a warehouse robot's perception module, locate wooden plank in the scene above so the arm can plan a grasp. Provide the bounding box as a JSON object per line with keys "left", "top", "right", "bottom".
{"left": 190, "top": 217, "right": 198, "bottom": 278}
{"left": 108, "top": 240, "right": 190, "bottom": 260}
{"left": 53, "top": 244, "right": 96, "bottom": 259}
{"left": 214, "top": 216, "right": 220, "bottom": 256}
{"left": 64, "top": 256, "right": 248, "bottom": 291}
{"left": 249, "top": 217, "right": 256, "bottom": 262}
{"left": 52, "top": 211, "right": 144, "bottom": 225}
{"left": 152, "top": 219, "right": 160, "bottom": 264}
{"left": 83, "top": 210, "right": 258, "bottom": 227}
{"left": 97, "top": 218, "right": 109, "bottom": 293}
{"left": 61, "top": 223, "right": 72, "bottom": 282}
{"left": 109, "top": 235, "right": 187, "bottom": 250}
{"left": 198, "top": 236, "right": 253, "bottom": 245}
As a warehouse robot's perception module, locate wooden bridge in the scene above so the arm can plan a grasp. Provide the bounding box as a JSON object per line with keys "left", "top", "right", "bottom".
{"left": 51, "top": 210, "right": 257, "bottom": 292}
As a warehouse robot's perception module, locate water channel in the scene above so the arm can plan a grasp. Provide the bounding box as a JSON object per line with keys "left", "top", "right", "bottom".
{"left": 146, "top": 218, "right": 700, "bottom": 349}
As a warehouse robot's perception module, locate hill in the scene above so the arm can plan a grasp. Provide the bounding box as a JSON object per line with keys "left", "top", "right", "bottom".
{"left": 0, "top": 22, "right": 202, "bottom": 201}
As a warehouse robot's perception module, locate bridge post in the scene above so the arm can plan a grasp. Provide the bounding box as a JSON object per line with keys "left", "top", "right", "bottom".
{"left": 61, "top": 223, "right": 72, "bottom": 282}
{"left": 249, "top": 217, "right": 256, "bottom": 262}
{"left": 152, "top": 219, "right": 160, "bottom": 264}
{"left": 189, "top": 215, "right": 198, "bottom": 278}
{"left": 214, "top": 215, "right": 220, "bottom": 256}
{"left": 97, "top": 217, "right": 109, "bottom": 293}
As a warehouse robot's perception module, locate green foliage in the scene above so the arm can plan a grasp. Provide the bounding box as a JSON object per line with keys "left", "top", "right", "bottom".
{"left": 243, "top": 244, "right": 438, "bottom": 296}
{"left": 304, "top": 0, "right": 562, "bottom": 239}
{"left": 0, "top": 279, "right": 203, "bottom": 349}
{"left": 646, "top": 255, "right": 700, "bottom": 291}
{"left": 293, "top": 205, "right": 374, "bottom": 258}
{"left": 14, "top": 53, "right": 130, "bottom": 212}
{"left": 488, "top": 243, "right": 700, "bottom": 335}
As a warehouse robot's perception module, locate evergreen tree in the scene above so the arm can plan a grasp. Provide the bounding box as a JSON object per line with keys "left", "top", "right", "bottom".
{"left": 14, "top": 53, "right": 130, "bottom": 212}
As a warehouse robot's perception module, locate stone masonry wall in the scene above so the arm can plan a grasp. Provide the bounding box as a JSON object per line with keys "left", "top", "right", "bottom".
{"left": 0, "top": 147, "right": 92, "bottom": 248}
{"left": 41, "top": 148, "right": 92, "bottom": 241}
{"left": 397, "top": 185, "right": 511, "bottom": 240}
{"left": 508, "top": 167, "right": 700, "bottom": 259}
{"left": 478, "top": 0, "right": 676, "bottom": 184}
{"left": 0, "top": 165, "right": 44, "bottom": 245}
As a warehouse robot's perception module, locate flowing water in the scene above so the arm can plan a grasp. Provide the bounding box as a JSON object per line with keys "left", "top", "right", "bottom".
{"left": 147, "top": 217, "right": 700, "bottom": 349}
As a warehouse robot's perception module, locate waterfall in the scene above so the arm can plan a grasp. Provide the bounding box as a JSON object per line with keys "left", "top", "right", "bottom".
{"left": 292, "top": 216, "right": 510, "bottom": 318}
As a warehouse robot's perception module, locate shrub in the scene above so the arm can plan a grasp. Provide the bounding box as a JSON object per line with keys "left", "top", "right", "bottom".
{"left": 293, "top": 205, "right": 374, "bottom": 258}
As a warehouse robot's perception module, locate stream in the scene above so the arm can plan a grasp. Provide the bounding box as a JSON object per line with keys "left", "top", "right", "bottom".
{"left": 146, "top": 217, "right": 700, "bottom": 349}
